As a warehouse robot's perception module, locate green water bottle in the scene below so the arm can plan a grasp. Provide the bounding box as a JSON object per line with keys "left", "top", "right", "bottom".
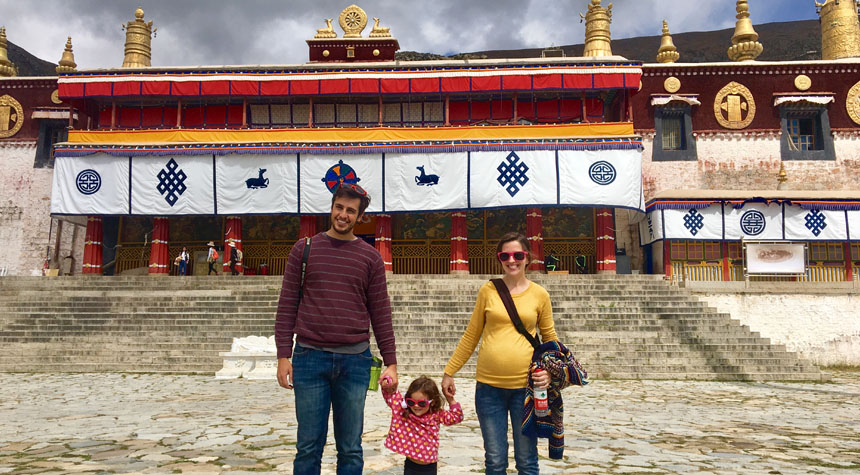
{"left": 368, "top": 356, "right": 382, "bottom": 391}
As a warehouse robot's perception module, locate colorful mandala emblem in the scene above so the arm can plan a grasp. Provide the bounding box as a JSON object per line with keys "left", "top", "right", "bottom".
{"left": 321, "top": 159, "right": 361, "bottom": 193}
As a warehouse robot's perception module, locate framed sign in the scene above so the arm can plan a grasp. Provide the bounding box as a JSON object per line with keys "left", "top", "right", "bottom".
{"left": 744, "top": 241, "right": 806, "bottom": 275}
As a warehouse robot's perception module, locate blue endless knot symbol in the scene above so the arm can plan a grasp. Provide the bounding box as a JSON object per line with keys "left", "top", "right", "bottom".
{"left": 589, "top": 161, "right": 616, "bottom": 185}
{"left": 75, "top": 169, "right": 101, "bottom": 195}
{"left": 804, "top": 210, "right": 827, "bottom": 237}
{"left": 740, "top": 210, "right": 766, "bottom": 236}
{"left": 156, "top": 159, "right": 188, "bottom": 207}
{"left": 683, "top": 209, "right": 704, "bottom": 236}
{"left": 496, "top": 152, "right": 529, "bottom": 197}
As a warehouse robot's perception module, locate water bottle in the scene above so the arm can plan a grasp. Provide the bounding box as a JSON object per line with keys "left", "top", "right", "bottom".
{"left": 368, "top": 356, "right": 382, "bottom": 391}
{"left": 534, "top": 369, "right": 549, "bottom": 417}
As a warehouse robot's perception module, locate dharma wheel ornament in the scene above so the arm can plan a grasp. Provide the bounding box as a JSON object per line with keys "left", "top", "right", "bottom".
{"left": 339, "top": 5, "right": 368, "bottom": 38}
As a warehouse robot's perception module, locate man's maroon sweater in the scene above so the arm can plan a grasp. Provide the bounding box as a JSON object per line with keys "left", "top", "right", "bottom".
{"left": 275, "top": 232, "right": 396, "bottom": 365}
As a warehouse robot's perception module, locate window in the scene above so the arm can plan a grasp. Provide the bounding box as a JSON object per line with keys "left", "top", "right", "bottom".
{"left": 779, "top": 103, "right": 834, "bottom": 161}
{"left": 727, "top": 242, "right": 743, "bottom": 260}
{"left": 669, "top": 241, "right": 723, "bottom": 261}
{"left": 809, "top": 242, "right": 843, "bottom": 261}
{"left": 852, "top": 243, "right": 859, "bottom": 261}
{"left": 33, "top": 120, "right": 68, "bottom": 168}
{"left": 652, "top": 104, "right": 696, "bottom": 161}
{"left": 704, "top": 242, "right": 721, "bottom": 261}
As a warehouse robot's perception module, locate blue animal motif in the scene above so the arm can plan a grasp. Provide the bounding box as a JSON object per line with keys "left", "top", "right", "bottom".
{"left": 246, "top": 168, "right": 269, "bottom": 189}
{"left": 415, "top": 165, "right": 439, "bottom": 186}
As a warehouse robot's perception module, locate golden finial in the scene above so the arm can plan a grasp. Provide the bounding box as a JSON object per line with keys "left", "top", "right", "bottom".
{"left": 728, "top": 0, "right": 763, "bottom": 61}
{"left": 777, "top": 162, "right": 788, "bottom": 190}
{"left": 816, "top": 0, "right": 860, "bottom": 60}
{"left": 56, "top": 37, "right": 77, "bottom": 73}
{"left": 121, "top": 7, "right": 156, "bottom": 68}
{"left": 656, "top": 20, "right": 680, "bottom": 63}
{"left": 0, "top": 27, "right": 19, "bottom": 77}
{"left": 580, "top": 0, "right": 614, "bottom": 57}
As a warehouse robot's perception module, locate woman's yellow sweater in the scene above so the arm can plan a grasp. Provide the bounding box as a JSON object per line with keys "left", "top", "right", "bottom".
{"left": 444, "top": 280, "right": 558, "bottom": 389}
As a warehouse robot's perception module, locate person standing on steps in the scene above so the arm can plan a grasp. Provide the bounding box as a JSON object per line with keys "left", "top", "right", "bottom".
{"left": 442, "top": 231, "right": 557, "bottom": 475}
{"left": 275, "top": 182, "right": 398, "bottom": 475}
{"left": 228, "top": 242, "right": 240, "bottom": 276}
{"left": 206, "top": 241, "right": 219, "bottom": 276}
{"left": 178, "top": 246, "right": 190, "bottom": 276}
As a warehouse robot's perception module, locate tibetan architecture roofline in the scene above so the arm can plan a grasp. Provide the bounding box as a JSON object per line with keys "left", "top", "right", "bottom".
{"left": 57, "top": 62, "right": 642, "bottom": 100}
{"left": 54, "top": 136, "right": 642, "bottom": 157}
{"left": 63, "top": 122, "right": 635, "bottom": 146}
{"left": 647, "top": 189, "right": 860, "bottom": 212}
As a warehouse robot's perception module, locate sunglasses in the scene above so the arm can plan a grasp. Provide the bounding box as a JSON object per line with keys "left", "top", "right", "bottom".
{"left": 497, "top": 251, "right": 527, "bottom": 262}
{"left": 339, "top": 182, "right": 367, "bottom": 196}
{"left": 405, "top": 397, "right": 431, "bottom": 408}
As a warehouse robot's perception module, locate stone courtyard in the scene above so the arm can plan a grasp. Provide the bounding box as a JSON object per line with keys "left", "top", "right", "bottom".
{"left": 1, "top": 372, "right": 858, "bottom": 474}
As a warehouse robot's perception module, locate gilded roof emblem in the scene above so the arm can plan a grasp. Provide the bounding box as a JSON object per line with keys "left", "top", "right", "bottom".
{"left": 714, "top": 81, "right": 755, "bottom": 129}
{"left": 0, "top": 94, "right": 23, "bottom": 138}
{"left": 339, "top": 5, "right": 368, "bottom": 38}
{"left": 846, "top": 80, "right": 860, "bottom": 126}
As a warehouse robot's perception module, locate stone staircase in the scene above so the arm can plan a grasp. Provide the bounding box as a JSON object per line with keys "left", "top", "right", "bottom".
{"left": 0, "top": 274, "right": 827, "bottom": 381}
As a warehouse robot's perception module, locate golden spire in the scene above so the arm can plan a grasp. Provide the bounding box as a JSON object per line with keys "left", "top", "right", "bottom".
{"left": 0, "top": 27, "right": 19, "bottom": 77}
{"left": 580, "top": 0, "right": 613, "bottom": 57}
{"left": 816, "top": 0, "right": 860, "bottom": 60}
{"left": 777, "top": 162, "right": 788, "bottom": 190}
{"left": 728, "top": 0, "right": 763, "bottom": 61}
{"left": 121, "top": 8, "right": 156, "bottom": 68}
{"left": 56, "top": 37, "right": 77, "bottom": 73}
{"left": 656, "top": 20, "right": 680, "bottom": 63}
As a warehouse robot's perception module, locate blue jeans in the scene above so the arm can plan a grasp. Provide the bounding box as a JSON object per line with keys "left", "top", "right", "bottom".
{"left": 292, "top": 342, "right": 372, "bottom": 475}
{"left": 475, "top": 382, "right": 539, "bottom": 475}
{"left": 178, "top": 260, "right": 187, "bottom": 276}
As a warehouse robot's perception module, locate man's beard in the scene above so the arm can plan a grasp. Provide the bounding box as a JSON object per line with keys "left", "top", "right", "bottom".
{"left": 331, "top": 217, "right": 355, "bottom": 235}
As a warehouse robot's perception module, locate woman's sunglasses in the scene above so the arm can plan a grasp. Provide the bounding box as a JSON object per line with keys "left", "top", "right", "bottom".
{"left": 339, "top": 182, "right": 367, "bottom": 196}
{"left": 497, "top": 251, "right": 527, "bottom": 262}
{"left": 405, "top": 397, "right": 430, "bottom": 408}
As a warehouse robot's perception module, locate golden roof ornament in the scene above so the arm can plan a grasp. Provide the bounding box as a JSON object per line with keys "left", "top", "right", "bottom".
{"left": 656, "top": 20, "right": 680, "bottom": 63}
{"left": 121, "top": 8, "right": 156, "bottom": 68}
{"left": 728, "top": 0, "right": 763, "bottom": 61}
{"left": 0, "top": 27, "right": 19, "bottom": 77}
{"left": 56, "top": 37, "right": 77, "bottom": 73}
{"left": 777, "top": 162, "right": 788, "bottom": 190}
{"left": 314, "top": 19, "right": 337, "bottom": 39}
{"left": 816, "top": 0, "right": 860, "bottom": 60}
{"left": 338, "top": 5, "right": 368, "bottom": 38}
{"left": 580, "top": 0, "right": 613, "bottom": 57}
{"left": 369, "top": 17, "right": 392, "bottom": 38}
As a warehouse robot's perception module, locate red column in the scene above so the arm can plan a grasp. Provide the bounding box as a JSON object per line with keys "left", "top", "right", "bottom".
{"left": 845, "top": 242, "right": 854, "bottom": 282}
{"left": 148, "top": 217, "right": 169, "bottom": 275}
{"left": 223, "top": 216, "right": 244, "bottom": 274}
{"left": 450, "top": 212, "right": 469, "bottom": 274}
{"left": 663, "top": 240, "right": 672, "bottom": 279}
{"left": 721, "top": 242, "right": 732, "bottom": 281}
{"left": 595, "top": 208, "right": 616, "bottom": 274}
{"left": 299, "top": 215, "right": 317, "bottom": 238}
{"left": 526, "top": 208, "right": 544, "bottom": 272}
{"left": 374, "top": 214, "right": 393, "bottom": 273}
{"left": 82, "top": 216, "right": 103, "bottom": 275}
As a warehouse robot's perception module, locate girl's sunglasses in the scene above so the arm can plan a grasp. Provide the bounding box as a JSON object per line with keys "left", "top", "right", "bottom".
{"left": 497, "top": 251, "right": 527, "bottom": 262}
{"left": 405, "top": 397, "right": 430, "bottom": 408}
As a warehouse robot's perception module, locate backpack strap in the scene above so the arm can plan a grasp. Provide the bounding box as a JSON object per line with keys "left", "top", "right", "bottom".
{"left": 490, "top": 278, "right": 540, "bottom": 349}
{"left": 298, "top": 236, "right": 312, "bottom": 301}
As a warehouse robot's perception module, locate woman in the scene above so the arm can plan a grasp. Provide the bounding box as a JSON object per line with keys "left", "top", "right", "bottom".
{"left": 178, "top": 246, "right": 190, "bottom": 276}
{"left": 442, "top": 232, "right": 557, "bottom": 475}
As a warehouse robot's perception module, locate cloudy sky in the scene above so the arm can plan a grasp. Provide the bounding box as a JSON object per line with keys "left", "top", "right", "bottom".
{"left": 1, "top": 0, "right": 821, "bottom": 69}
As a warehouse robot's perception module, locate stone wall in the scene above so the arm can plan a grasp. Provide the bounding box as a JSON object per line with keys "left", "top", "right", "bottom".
{"left": 0, "top": 143, "right": 84, "bottom": 276}
{"left": 688, "top": 285, "right": 860, "bottom": 366}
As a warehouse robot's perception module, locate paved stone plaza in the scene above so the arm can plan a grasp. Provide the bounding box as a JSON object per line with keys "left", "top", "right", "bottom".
{"left": 1, "top": 372, "right": 858, "bottom": 474}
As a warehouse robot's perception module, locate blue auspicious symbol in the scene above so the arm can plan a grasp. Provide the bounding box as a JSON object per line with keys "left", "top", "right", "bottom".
{"left": 156, "top": 159, "right": 187, "bottom": 207}
{"left": 683, "top": 209, "right": 705, "bottom": 236}
{"left": 740, "top": 209, "right": 766, "bottom": 236}
{"left": 245, "top": 168, "right": 269, "bottom": 189}
{"left": 415, "top": 165, "right": 439, "bottom": 186}
{"left": 589, "top": 161, "right": 616, "bottom": 185}
{"left": 497, "top": 152, "right": 529, "bottom": 197}
{"left": 805, "top": 210, "right": 827, "bottom": 237}
{"left": 321, "top": 159, "right": 360, "bottom": 193}
{"left": 76, "top": 169, "right": 101, "bottom": 195}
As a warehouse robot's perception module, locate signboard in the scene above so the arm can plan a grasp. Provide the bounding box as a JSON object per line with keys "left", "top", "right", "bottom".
{"left": 745, "top": 242, "right": 806, "bottom": 275}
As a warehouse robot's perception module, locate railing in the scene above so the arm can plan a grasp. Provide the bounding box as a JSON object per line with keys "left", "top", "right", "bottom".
{"left": 682, "top": 262, "right": 723, "bottom": 282}
{"left": 854, "top": 264, "right": 859, "bottom": 281}
{"left": 115, "top": 241, "right": 294, "bottom": 276}
{"left": 672, "top": 260, "right": 849, "bottom": 283}
{"left": 391, "top": 240, "right": 450, "bottom": 275}
{"left": 802, "top": 264, "right": 845, "bottom": 282}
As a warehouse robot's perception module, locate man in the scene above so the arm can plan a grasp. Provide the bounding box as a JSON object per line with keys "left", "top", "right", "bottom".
{"left": 275, "top": 183, "right": 398, "bottom": 475}
{"left": 228, "top": 242, "right": 239, "bottom": 276}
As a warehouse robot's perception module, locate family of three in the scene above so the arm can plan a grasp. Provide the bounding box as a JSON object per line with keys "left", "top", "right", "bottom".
{"left": 275, "top": 183, "right": 559, "bottom": 475}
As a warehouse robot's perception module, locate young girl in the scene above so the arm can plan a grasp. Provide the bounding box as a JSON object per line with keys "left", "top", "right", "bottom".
{"left": 381, "top": 375, "right": 463, "bottom": 474}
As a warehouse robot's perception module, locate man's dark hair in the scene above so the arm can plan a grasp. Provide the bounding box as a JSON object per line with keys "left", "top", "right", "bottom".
{"left": 331, "top": 183, "right": 371, "bottom": 216}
